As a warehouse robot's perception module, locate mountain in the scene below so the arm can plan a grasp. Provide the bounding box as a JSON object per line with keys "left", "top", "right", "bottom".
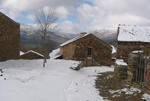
{"left": 88, "top": 28, "right": 117, "bottom": 44}
{"left": 20, "top": 23, "right": 77, "bottom": 46}
{"left": 20, "top": 23, "right": 117, "bottom": 46}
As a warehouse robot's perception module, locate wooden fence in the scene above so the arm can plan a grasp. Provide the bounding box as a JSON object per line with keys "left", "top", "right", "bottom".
{"left": 136, "top": 52, "right": 148, "bottom": 87}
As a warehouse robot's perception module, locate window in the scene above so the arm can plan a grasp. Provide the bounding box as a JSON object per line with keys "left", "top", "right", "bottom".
{"left": 87, "top": 48, "right": 92, "bottom": 56}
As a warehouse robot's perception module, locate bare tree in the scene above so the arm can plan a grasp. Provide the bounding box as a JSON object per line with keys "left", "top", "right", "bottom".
{"left": 34, "top": 7, "right": 58, "bottom": 67}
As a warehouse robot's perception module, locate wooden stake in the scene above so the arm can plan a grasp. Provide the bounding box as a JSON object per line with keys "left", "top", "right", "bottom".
{"left": 136, "top": 52, "right": 139, "bottom": 82}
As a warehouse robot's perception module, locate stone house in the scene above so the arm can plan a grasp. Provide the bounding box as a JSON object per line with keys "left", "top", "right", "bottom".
{"left": 20, "top": 50, "right": 44, "bottom": 59}
{"left": 0, "top": 12, "right": 20, "bottom": 61}
{"left": 59, "top": 32, "right": 112, "bottom": 66}
{"left": 116, "top": 24, "right": 150, "bottom": 62}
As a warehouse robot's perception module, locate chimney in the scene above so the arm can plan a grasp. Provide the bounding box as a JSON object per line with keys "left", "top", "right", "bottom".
{"left": 79, "top": 32, "right": 87, "bottom": 37}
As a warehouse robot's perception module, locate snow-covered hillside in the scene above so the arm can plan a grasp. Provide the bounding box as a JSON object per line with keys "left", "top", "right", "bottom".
{"left": 20, "top": 23, "right": 117, "bottom": 45}
{"left": 88, "top": 28, "right": 117, "bottom": 41}
{"left": 20, "top": 23, "right": 76, "bottom": 38}
{"left": 0, "top": 59, "right": 113, "bottom": 101}
{"left": 20, "top": 23, "right": 37, "bottom": 32}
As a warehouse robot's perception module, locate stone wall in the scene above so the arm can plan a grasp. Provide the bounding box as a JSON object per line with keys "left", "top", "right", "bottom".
{"left": 127, "top": 53, "right": 139, "bottom": 83}
{"left": 0, "top": 12, "right": 20, "bottom": 61}
{"left": 127, "top": 52, "right": 150, "bottom": 93}
{"left": 83, "top": 57, "right": 100, "bottom": 67}
{"left": 20, "top": 52, "right": 44, "bottom": 59}
{"left": 60, "top": 43, "right": 76, "bottom": 60}
{"left": 114, "top": 59, "right": 128, "bottom": 79}
{"left": 117, "top": 41, "right": 150, "bottom": 62}
{"left": 60, "top": 34, "right": 111, "bottom": 66}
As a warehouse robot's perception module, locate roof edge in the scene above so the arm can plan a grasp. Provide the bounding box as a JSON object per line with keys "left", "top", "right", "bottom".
{"left": 0, "top": 12, "right": 20, "bottom": 25}
{"left": 21, "top": 50, "right": 44, "bottom": 57}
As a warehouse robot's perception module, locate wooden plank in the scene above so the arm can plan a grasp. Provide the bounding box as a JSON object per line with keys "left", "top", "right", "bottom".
{"left": 144, "top": 56, "right": 147, "bottom": 87}
{"left": 92, "top": 56, "right": 93, "bottom": 66}
{"left": 145, "top": 56, "right": 148, "bottom": 87}
{"left": 136, "top": 52, "right": 139, "bottom": 82}
{"left": 141, "top": 54, "right": 143, "bottom": 83}
{"left": 86, "top": 57, "right": 87, "bottom": 66}
{"left": 138, "top": 53, "right": 141, "bottom": 83}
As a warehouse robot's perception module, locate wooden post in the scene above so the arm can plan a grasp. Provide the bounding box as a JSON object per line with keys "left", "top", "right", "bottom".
{"left": 138, "top": 53, "right": 141, "bottom": 83}
{"left": 144, "top": 56, "right": 147, "bottom": 87}
{"left": 86, "top": 57, "right": 87, "bottom": 66}
{"left": 92, "top": 51, "right": 93, "bottom": 66}
{"left": 140, "top": 54, "right": 143, "bottom": 83}
{"left": 136, "top": 52, "right": 139, "bottom": 82}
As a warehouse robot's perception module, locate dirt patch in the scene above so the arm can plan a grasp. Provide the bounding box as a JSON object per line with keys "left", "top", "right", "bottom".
{"left": 95, "top": 72, "right": 146, "bottom": 101}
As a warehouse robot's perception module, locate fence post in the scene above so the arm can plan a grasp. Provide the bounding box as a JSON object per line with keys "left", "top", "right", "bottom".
{"left": 136, "top": 52, "right": 139, "bottom": 82}
{"left": 144, "top": 56, "right": 147, "bottom": 87}
{"left": 140, "top": 54, "right": 143, "bottom": 83}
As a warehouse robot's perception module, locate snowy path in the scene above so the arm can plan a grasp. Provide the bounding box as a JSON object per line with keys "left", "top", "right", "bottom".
{"left": 64, "top": 75, "right": 99, "bottom": 101}
{"left": 0, "top": 59, "right": 114, "bottom": 101}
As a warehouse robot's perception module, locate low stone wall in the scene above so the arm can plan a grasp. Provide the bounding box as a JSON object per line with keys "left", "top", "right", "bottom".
{"left": 70, "top": 61, "right": 83, "bottom": 71}
{"left": 127, "top": 52, "right": 139, "bottom": 83}
{"left": 114, "top": 59, "right": 128, "bottom": 79}
{"left": 83, "top": 57, "right": 100, "bottom": 67}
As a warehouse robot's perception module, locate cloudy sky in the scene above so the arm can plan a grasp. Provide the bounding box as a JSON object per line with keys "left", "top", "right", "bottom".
{"left": 1, "top": 0, "right": 150, "bottom": 33}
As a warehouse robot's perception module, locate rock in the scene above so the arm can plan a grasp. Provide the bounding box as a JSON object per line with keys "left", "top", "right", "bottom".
{"left": 141, "top": 87, "right": 147, "bottom": 93}
{"left": 133, "top": 82, "right": 142, "bottom": 89}
{"left": 134, "top": 91, "right": 139, "bottom": 95}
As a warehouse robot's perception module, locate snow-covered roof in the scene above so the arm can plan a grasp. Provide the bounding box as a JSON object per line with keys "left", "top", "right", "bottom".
{"left": 22, "top": 50, "right": 44, "bottom": 57}
{"left": 117, "top": 25, "right": 150, "bottom": 42}
{"left": 60, "top": 33, "right": 91, "bottom": 47}
{"left": 20, "top": 51, "right": 24, "bottom": 56}
{"left": 110, "top": 45, "right": 116, "bottom": 54}
{"left": 115, "top": 59, "right": 128, "bottom": 66}
{"left": 49, "top": 48, "right": 62, "bottom": 59}
{"left": 132, "top": 51, "right": 144, "bottom": 54}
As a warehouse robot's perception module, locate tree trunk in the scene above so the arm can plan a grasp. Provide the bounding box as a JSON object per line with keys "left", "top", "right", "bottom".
{"left": 43, "top": 58, "right": 45, "bottom": 67}
{"left": 43, "top": 51, "right": 47, "bottom": 67}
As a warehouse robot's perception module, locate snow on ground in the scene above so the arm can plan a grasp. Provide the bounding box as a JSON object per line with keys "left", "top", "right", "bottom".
{"left": 142, "top": 93, "right": 150, "bottom": 100}
{"left": 0, "top": 59, "right": 113, "bottom": 101}
{"left": 109, "top": 86, "right": 150, "bottom": 101}
{"left": 109, "top": 86, "right": 141, "bottom": 97}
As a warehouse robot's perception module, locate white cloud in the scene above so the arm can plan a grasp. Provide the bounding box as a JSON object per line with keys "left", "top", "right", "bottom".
{"left": 102, "top": 14, "right": 150, "bottom": 28}
{"left": 1, "top": 0, "right": 83, "bottom": 12}
{"left": 0, "top": 0, "right": 82, "bottom": 24}
{"left": 55, "top": 6, "right": 69, "bottom": 19}
{"left": 1, "top": 0, "right": 150, "bottom": 33}
{"left": 26, "top": 14, "right": 35, "bottom": 21}
{"left": 55, "top": 6, "right": 76, "bottom": 19}
{"left": 0, "top": 8, "right": 22, "bottom": 20}
{"left": 76, "top": 3, "right": 106, "bottom": 30}
{"left": 74, "top": 0, "right": 150, "bottom": 32}
{"left": 90, "top": 0, "right": 150, "bottom": 19}
{"left": 59, "top": 20, "right": 84, "bottom": 33}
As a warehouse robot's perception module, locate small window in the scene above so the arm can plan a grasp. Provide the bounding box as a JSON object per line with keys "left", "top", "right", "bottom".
{"left": 88, "top": 48, "right": 92, "bottom": 56}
